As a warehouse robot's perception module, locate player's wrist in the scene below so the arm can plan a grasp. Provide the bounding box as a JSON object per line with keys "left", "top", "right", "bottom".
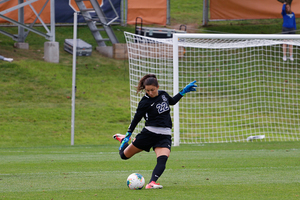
{"left": 179, "top": 90, "right": 186, "bottom": 96}
{"left": 180, "top": 81, "right": 197, "bottom": 96}
{"left": 126, "top": 131, "right": 132, "bottom": 138}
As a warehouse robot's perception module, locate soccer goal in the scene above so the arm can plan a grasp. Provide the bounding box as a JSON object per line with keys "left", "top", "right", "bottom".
{"left": 124, "top": 32, "right": 300, "bottom": 145}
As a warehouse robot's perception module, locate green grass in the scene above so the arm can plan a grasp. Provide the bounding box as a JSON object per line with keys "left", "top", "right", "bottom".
{"left": 171, "top": 0, "right": 202, "bottom": 25}
{"left": 0, "top": 54, "right": 130, "bottom": 147}
{"left": 1, "top": 0, "right": 300, "bottom": 199}
{"left": 202, "top": 19, "right": 287, "bottom": 34}
{"left": 0, "top": 24, "right": 135, "bottom": 148}
{"left": 0, "top": 142, "right": 299, "bottom": 200}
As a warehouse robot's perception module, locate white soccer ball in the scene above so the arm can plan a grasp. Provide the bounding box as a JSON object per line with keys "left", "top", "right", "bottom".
{"left": 126, "top": 173, "right": 145, "bottom": 190}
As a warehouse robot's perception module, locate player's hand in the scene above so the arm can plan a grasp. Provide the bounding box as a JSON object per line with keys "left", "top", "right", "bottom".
{"left": 180, "top": 81, "right": 197, "bottom": 96}
{"left": 119, "top": 132, "right": 132, "bottom": 150}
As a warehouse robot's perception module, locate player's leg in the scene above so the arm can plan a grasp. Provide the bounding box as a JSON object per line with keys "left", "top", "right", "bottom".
{"left": 113, "top": 133, "right": 142, "bottom": 159}
{"left": 146, "top": 147, "right": 170, "bottom": 189}
{"left": 120, "top": 128, "right": 155, "bottom": 160}
{"left": 122, "top": 143, "right": 143, "bottom": 159}
{"left": 152, "top": 147, "right": 170, "bottom": 182}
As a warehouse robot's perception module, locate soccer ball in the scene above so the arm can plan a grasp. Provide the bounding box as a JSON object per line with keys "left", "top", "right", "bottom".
{"left": 126, "top": 173, "right": 145, "bottom": 190}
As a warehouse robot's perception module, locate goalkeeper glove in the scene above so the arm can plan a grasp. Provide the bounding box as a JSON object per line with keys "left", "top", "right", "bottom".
{"left": 179, "top": 80, "right": 197, "bottom": 96}
{"left": 119, "top": 132, "right": 132, "bottom": 150}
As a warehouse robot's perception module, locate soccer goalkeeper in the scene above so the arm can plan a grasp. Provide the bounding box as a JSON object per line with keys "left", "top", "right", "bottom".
{"left": 113, "top": 74, "right": 197, "bottom": 189}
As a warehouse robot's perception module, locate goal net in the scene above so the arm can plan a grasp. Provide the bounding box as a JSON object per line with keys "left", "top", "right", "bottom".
{"left": 124, "top": 32, "right": 300, "bottom": 145}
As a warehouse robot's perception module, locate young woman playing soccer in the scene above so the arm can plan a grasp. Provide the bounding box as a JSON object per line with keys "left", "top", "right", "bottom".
{"left": 113, "top": 74, "right": 197, "bottom": 189}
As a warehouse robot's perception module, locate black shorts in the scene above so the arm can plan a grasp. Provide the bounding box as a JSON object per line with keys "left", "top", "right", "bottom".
{"left": 132, "top": 128, "right": 172, "bottom": 152}
{"left": 282, "top": 27, "right": 296, "bottom": 34}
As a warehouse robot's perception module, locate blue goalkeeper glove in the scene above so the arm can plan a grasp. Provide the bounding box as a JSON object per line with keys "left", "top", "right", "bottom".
{"left": 119, "top": 131, "right": 132, "bottom": 150}
{"left": 179, "top": 80, "right": 197, "bottom": 96}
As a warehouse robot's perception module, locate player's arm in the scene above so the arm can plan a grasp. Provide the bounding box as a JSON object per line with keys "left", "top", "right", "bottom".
{"left": 119, "top": 101, "right": 147, "bottom": 150}
{"left": 169, "top": 81, "right": 197, "bottom": 105}
{"left": 127, "top": 101, "right": 147, "bottom": 133}
{"left": 169, "top": 93, "right": 183, "bottom": 105}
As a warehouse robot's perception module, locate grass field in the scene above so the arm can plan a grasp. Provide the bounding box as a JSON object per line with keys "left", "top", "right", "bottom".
{"left": 1, "top": 0, "right": 300, "bottom": 199}
{"left": 1, "top": 142, "right": 299, "bottom": 200}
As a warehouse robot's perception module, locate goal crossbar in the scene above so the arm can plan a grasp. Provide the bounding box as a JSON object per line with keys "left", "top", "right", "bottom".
{"left": 174, "top": 33, "right": 300, "bottom": 40}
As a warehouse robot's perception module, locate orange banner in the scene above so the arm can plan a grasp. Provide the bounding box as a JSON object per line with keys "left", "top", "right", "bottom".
{"left": 0, "top": 0, "right": 50, "bottom": 23}
{"left": 127, "top": 0, "right": 167, "bottom": 25}
{"left": 210, "top": 0, "right": 300, "bottom": 20}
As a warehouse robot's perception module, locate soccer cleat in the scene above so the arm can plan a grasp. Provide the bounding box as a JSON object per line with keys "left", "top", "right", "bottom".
{"left": 113, "top": 133, "right": 126, "bottom": 143}
{"left": 290, "top": 57, "right": 294, "bottom": 61}
{"left": 283, "top": 56, "right": 287, "bottom": 61}
{"left": 145, "top": 181, "right": 163, "bottom": 189}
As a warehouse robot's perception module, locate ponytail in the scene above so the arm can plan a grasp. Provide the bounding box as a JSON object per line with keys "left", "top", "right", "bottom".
{"left": 137, "top": 74, "right": 159, "bottom": 93}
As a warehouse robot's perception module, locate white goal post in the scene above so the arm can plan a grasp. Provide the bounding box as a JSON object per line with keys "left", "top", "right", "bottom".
{"left": 125, "top": 32, "right": 300, "bottom": 145}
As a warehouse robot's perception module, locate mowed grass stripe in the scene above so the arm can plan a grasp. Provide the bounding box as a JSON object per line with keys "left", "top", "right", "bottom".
{"left": 0, "top": 168, "right": 299, "bottom": 200}
{"left": 1, "top": 167, "right": 299, "bottom": 191}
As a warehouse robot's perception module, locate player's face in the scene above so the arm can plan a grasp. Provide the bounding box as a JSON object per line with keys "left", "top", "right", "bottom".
{"left": 145, "top": 85, "right": 159, "bottom": 98}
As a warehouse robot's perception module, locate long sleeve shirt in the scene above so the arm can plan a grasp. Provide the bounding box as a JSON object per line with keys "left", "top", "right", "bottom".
{"left": 128, "top": 90, "right": 183, "bottom": 133}
{"left": 282, "top": 4, "right": 297, "bottom": 29}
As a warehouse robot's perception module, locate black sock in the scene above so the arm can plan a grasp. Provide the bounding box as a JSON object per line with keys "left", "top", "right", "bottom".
{"left": 119, "top": 142, "right": 129, "bottom": 160}
{"left": 149, "top": 155, "right": 168, "bottom": 183}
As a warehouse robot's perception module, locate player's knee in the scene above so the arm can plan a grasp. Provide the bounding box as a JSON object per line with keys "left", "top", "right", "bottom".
{"left": 157, "top": 155, "right": 168, "bottom": 165}
{"left": 120, "top": 151, "right": 129, "bottom": 160}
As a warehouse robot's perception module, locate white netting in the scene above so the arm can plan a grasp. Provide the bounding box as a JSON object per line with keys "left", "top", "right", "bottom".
{"left": 125, "top": 31, "right": 300, "bottom": 143}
